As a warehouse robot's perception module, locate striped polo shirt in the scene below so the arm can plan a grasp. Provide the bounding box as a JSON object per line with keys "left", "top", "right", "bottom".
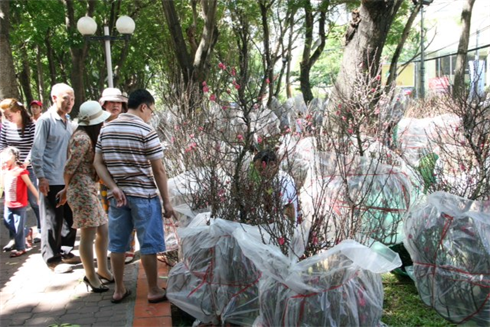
{"left": 95, "top": 113, "right": 163, "bottom": 199}
{"left": 0, "top": 122, "right": 36, "bottom": 164}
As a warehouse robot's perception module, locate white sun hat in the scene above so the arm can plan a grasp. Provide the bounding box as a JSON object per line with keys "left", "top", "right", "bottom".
{"left": 77, "top": 101, "right": 111, "bottom": 126}
{"left": 99, "top": 88, "right": 128, "bottom": 107}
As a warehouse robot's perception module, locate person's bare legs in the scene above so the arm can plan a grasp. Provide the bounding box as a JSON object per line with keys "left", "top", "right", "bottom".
{"left": 95, "top": 223, "right": 112, "bottom": 280}
{"left": 141, "top": 253, "right": 166, "bottom": 301}
{"left": 111, "top": 252, "right": 126, "bottom": 300}
{"left": 79, "top": 227, "right": 102, "bottom": 287}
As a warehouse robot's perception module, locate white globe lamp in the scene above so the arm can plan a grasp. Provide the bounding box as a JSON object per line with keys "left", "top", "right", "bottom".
{"left": 116, "top": 16, "right": 135, "bottom": 35}
{"left": 77, "top": 16, "right": 97, "bottom": 36}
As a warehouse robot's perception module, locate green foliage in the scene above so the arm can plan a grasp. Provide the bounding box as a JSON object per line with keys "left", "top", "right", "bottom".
{"left": 308, "top": 27, "right": 344, "bottom": 91}
{"left": 6, "top": 0, "right": 416, "bottom": 111}
{"left": 382, "top": 1, "right": 420, "bottom": 63}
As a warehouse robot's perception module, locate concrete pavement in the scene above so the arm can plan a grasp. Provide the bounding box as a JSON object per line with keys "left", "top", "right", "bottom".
{"left": 0, "top": 205, "right": 140, "bottom": 326}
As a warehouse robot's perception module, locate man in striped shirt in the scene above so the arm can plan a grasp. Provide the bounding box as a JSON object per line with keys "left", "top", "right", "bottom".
{"left": 94, "top": 89, "right": 174, "bottom": 304}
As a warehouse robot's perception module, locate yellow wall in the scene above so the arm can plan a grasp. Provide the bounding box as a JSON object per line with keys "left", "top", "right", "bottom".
{"left": 381, "top": 63, "right": 415, "bottom": 87}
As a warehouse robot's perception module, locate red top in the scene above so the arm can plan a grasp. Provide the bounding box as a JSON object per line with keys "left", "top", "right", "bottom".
{"left": 3, "top": 166, "right": 29, "bottom": 208}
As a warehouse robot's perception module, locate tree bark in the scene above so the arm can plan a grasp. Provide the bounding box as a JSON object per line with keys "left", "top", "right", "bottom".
{"left": 19, "top": 45, "right": 33, "bottom": 104}
{"left": 453, "top": 0, "right": 476, "bottom": 99}
{"left": 335, "top": 0, "right": 403, "bottom": 101}
{"left": 63, "top": 0, "right": 94, "bottom": 118}
{"left": 45, "top": 29, "right": 57, "bottom": 87}
{"left": 161, "top": 0, "right": 196, "bottom": 85}
{"left": 35, "top": 45, "right": 47, "bottom": 105}
{"left": 161, "top": 0, "right": 219, "bottom": 113}
{"left": 299, "top": 0, "right": 328, "bottom": 104}
{"left": 231, "top": 9, "right": 250, "bottom": 103}
{"left": 0, "top": 0, "right": 20, "bottom": 99}
{"left": 193, "top": 0, "right": 218, "bottom": 82}
{"left": 259, "top": 0, "right": 275, "bottom": 106}
{"left": 285, "top": 9, "right": 295, "bottom": 99}
{"left": 385, "top": 2, "right": 422, "bottom": 89}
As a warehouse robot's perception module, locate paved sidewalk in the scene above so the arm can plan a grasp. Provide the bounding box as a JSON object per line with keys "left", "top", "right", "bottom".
{"left": 0, "top": 206, "right": 142, "bottom": 326}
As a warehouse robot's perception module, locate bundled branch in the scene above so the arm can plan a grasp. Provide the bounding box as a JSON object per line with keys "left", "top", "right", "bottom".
{"left": 157, "top": 61, "right": 416, "bottom": 325}
{"left": 395, "top": 91, "right": 489, "bottom": 200}
{"left": 403, "top": 192, "right": 490, "bottom": 325}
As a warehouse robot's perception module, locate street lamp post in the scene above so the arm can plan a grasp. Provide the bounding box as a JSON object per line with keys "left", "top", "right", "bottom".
{"left": 77, "top": 16, "right": 135, "bottom": 88}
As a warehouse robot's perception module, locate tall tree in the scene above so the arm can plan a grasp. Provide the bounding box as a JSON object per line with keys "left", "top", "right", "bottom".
{"left": 161, "top": 0, "right": 219, "bottom": 93}
{"left": 452, "top": 0, "right": 476, "bottom": 98}
{"left": 335, "top": 0, "right": 403, "bottom": 101}
{"left": 0, "top": 0, "right": 20, "bottom": 99}
{"left": 299, "top": 0, "right": 329, "bottom": 104}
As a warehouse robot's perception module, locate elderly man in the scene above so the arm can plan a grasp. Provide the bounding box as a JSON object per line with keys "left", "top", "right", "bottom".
{"left": 94, "top": 88, "right": 174, "bottom": 304}
{"left": 31, "top": 83, "right": 81, "bottom": 273}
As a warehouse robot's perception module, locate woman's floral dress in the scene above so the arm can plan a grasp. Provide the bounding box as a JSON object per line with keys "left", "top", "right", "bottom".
{"left": 65, "top": 131, "right": 107, "bottom": 228}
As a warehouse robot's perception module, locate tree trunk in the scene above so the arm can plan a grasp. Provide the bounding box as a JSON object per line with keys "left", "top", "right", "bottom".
{"left": 45, "top": 30, "right": 57, "bottom": 87}
{"left": 35, "top": 45, "right": 47, "bottom": 105}
{"left": 385, "top": 2, "right": 422, "bottom": 89}
{"left": 161, "top": 0, "right": 195, "bottom": 85}
{"left": 453, "top": 0, "right": 476, "bottom": 99}
{"left": 0, "top": 0, "right": 20, "bottom": 99}
{"left": 193, "top": 0, "right": 219, "bottom": 82}
{"left": 231, "top": 9, "right": 250, "bottom": 103}
{"left": 299, "top": 0, "right": 328, "bottom": 104}
{"left": 285, "top": 9, "right": 295, "bottom": 99}
{"left": 335, "top": 0, "right": 403, "bottom": 101}
{"left": 161, "top": 0, "right": 219, "bottom": 113}
{"left": 65, "top": 0, "right": 85, "bottom": 118}
{"left": 63, "top": 0, "right": 94, "bottom": 118}
{"left": 19, "top": 45, "right": 33, "bottom": 104}
{"left": 259, "top": 0, "right": 274, "bottom": 105}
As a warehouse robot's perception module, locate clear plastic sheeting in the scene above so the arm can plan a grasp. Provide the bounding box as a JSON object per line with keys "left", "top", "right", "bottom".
{"left": 233, "top": 231, "right": 401, "bottom": 327}
{"left": 278, "top": 136, "right": 316, "bottom": 191}
{"left": 163, "top": 218, "right": 179, "bottom": 253}
{"left": 167, "top": 217, "right": 261, "bottom": 325}
{"left": 395, "top": 114, "right": 460, "bottom": 166}
{"left": 301, "top": 149, "right": 420, "bottom": 246}
{"left": 403, "top": 192, "right": 490, "bottom": 325}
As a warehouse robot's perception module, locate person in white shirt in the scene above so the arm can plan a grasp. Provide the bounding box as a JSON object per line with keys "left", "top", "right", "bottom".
{"left": 253, "top": 149, "right": 298, "bottom": 223}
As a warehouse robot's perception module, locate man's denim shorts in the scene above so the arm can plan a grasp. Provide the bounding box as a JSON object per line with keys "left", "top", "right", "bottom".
{"left": 108, "top": 196, "right": 165, "bottom": 255}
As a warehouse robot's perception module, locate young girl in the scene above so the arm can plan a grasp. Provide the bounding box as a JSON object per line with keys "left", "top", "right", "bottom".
{"left": 1, "top": 146, "right": 39, "bottom": 257}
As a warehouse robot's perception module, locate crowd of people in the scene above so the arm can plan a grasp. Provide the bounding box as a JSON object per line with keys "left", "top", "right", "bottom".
{"left": 0, "top": 84, "right": 174, "bottom": 304}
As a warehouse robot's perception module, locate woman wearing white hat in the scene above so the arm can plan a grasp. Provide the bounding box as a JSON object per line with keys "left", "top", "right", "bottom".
{"left": 56, "top": 101, "right": 113, "bottom": 292}
{"left": 99, "top": 87, "right": 127, "bottom": 122}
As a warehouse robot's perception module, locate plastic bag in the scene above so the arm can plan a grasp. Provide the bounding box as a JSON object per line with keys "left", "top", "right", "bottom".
{"left": 395, "top": 114, "right": 460, "bottom": 166}
{"left": 301, "top": 148, "right": 422, "bottom": 246}
{"left": 404, "top": 191, "right": 490, "bottom": 325}
{"left": 167, "top": 218, "right": 261, "bottom": 325}
{"left": 234, "top": 227, "right": 401, "bottom": 327}
{"left": 163, "top": 217, "right": 179, "bottom": 253}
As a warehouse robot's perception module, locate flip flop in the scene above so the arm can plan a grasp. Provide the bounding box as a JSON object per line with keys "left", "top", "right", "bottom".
{"left": 10, "top": 249, "right": 27, "bottom": 258}
{"left": 111, "top": 289, "right": 132, "bottom": 304}
{"left": 124, "top": 252, "right": 135, "bottom": 264}
{"left": 148, "top": 291, "right": 167, "bottom": 303}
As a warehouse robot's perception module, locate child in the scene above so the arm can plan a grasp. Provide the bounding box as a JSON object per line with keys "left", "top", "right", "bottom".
{"left": 1, "top": 147, "right": 39, "bottom": 257}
